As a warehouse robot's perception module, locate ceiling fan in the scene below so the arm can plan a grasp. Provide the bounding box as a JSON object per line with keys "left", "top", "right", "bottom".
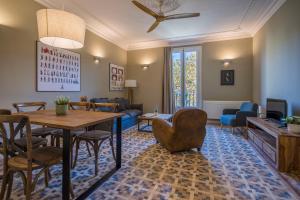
{"left": 132, "top": 0, "right": 200, "bottom": 33}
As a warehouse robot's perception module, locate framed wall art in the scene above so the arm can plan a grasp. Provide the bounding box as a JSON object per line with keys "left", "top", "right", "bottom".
{"left": 221, "top": 70, "right": 234, "bottom": 85}
{"left": 36, "top": 41, "right": 81, "bottom": 92}
{"left": 109, "top": 63, "right": 125, "bottom": 91}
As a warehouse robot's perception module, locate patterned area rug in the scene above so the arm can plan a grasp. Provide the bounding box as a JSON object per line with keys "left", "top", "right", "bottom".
{"left": 1, "top": 125, "right": 299, "bottom": 200}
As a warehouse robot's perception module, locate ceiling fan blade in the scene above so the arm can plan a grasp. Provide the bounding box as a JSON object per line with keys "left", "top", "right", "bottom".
{"left": 164, "top": 13, "right": 200, "bottom": 20}
{"left": 132, "top": 0, "right": 159, "bottom": 18}
{"left": 147, "top": 21, "right": 160, "bottom": 33}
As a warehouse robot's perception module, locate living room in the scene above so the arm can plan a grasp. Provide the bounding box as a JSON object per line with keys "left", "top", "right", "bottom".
{"left": 0, "top": 0, "right": 299, "bottom": 199}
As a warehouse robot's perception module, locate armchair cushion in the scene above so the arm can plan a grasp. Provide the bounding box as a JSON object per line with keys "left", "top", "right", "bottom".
{"left": 220, "top": 114, "right": 237, "bottom": 126}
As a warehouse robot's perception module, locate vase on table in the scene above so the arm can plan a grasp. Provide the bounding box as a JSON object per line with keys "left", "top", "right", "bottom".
{"left": 56, "top": 104, "right": 68, "bottom": 116}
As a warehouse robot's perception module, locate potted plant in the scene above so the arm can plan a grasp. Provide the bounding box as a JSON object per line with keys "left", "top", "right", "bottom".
{"left": 286, "top": 116, "right": 300, "bottom": 134}
{"left": 55, "top": 96, "right": 70, "bottom": 116}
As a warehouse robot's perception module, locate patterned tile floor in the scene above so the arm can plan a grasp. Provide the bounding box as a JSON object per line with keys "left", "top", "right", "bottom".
{"left": 1, "top": 125, "right": 299, "bottom": 200}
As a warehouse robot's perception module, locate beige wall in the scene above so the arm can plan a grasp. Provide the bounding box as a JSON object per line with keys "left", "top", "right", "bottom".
{"left": 127, "top": 48, "right": 164, "bottom": 113}
{"left": 127, "top": 38, "right": 253, "bottom": 113}
{"left": 253, "top": 0, "right": 300, "bottom": 115}
{"left": 0, "top": 0, "right": 127, "bottom": 110}
{"left": 202, "top": 38, "right": 253, "bottom": 101}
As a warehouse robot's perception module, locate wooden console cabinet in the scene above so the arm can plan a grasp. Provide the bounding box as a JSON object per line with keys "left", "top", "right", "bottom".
{"left": 247, "top": 117, "right": 300, "bottom": 172}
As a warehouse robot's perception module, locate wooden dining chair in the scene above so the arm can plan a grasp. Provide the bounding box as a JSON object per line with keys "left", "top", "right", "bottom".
{"left": 72, "top": 103, "right": 118, "bottom": 175}
{"left": 0, "top": 109, "right": 47, "bottom": 152}
{"left": 0, "top": 109, "right": 13, "bottom": 180}
{"left": 52, "top": 102, "right": 93, "bottom": 168}
{"left": 12, "top": 102, "right": 60, "bottom": 142}
{"left": 51, "top": 102, "right": 92, "bottom": 146}
{"left": 0, "top": 115, "right": 68, "bottom": 200}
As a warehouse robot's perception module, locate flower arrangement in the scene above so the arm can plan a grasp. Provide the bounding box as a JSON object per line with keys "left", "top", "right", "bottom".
{"left": 285, "top": 116, "right": 300, "bottom": 133}
{"left": 55, "top": 96, "right": 70, "bottom": 105}
{"left": 55, "top": 96, "right": 70, "bottom": 116}
{"left": 286, "top": 116, "right": 300, "bottom": 125}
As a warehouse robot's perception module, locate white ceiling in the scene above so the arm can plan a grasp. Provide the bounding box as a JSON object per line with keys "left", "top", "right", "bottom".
{"left": 35, "top": 0, "right": 286, "bottom": 50}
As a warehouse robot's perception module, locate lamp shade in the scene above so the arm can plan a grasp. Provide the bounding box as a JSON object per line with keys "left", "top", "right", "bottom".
{"left": 125, "top": 80, "right": 137, "bottom": 88}
{"left": 37, "top": 9, "right": 86, "bottom": 49}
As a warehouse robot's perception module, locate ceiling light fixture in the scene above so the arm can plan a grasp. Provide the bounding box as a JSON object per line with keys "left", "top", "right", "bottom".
{"left": 36, "top": 9, "right": 86, "bottom": 49}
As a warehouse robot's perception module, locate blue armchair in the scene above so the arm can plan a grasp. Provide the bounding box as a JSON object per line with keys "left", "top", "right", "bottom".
{"left": 220, "top": 102, "right": 258, "bottom": 133}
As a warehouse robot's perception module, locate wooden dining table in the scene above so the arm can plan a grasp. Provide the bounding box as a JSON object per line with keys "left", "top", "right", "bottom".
{"left": 20, "top": 109, "right": 124, "bottom": 200}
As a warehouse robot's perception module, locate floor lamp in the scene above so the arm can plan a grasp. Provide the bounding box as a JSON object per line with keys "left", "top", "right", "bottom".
{"left": 125, "top": 80, "right": 137, "bottom": 104}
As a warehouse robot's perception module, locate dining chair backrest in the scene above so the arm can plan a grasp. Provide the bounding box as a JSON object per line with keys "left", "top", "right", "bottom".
{"left": 69, "top": 102, "right": 92, "bottom": 111}
{"left": 0, "top": 109, "right": 12, "bottom": 115}
{"left": 0, "top": 109, "right": 12, "bottom": 154}
{"left": 0, "top": 115, "right": 33, "bottom": 165}
{"left": 92, "top": 103, "right": 118, "bottom": 132}
{"left": 13, "top": 102, "right": 47, "bottom": 113}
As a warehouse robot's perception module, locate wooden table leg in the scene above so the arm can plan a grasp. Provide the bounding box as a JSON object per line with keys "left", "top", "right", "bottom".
{"left": 63, "top": 129, "right": 71, "bottom": 200}
{"left": 116, "top": 117, "right": 122, "bottom": 169}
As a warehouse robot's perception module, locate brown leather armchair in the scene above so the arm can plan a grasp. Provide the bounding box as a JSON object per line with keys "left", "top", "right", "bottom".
{"left": 153, "top": 108, "right": 207, "bottom": 153}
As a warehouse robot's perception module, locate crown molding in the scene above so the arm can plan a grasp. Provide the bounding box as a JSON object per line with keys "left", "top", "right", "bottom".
{"left": 35, "top": 0, "right": 286, "bottom": 51}
{"left": 250, "top": 0, "right": 286, "bottom": 36}
{"left": 127, "top": 31, "right": 252, "bottom": 51}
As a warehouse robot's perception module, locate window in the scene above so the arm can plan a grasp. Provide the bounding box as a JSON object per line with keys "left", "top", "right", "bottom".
{"left": 172, "top": 46, "right": 202, "bottom": 110}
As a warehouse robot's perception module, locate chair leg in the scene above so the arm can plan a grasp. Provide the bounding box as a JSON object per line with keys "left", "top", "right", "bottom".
{"left": 231, "top": 127, "right": 234, "bottom": 134}
{"left": 86, "top": 142, "right": 92, "bottom": 157}
{"left": 25, "top": 170, "right": 32, "bottom": 200}
{"left": 0, "top": 171, "right": 9, "bottom": 200}
{"left": 70, "top": 184, "right": 75, "bottom": 199}
{"left": 44, "top": 168, "right": 49, "bottom": 187}
{"left": 72, "top": 139, "right": 80, "bottom": 169}
{"left": 109, "top": 137, "right": 116, "bottom": 161}
{"left": 93, "top": 141, "right": 99, "bottom": 176}
{"left": 5, "top": 172, "right": 14, "bottom": 200}
{"left": 55, "top": 135, "right": 60, "bottom": 147}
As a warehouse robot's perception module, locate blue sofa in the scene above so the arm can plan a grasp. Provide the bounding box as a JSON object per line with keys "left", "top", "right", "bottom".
{"left": 220, "top": 102, "right": 258, "bottom": 132}
{"left": 90, "top": 98, "right": 143, "bottom": 131}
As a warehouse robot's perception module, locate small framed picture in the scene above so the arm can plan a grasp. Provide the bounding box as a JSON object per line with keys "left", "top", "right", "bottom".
{"left": 221, "top": 70, "right": 234, "bottom": 85}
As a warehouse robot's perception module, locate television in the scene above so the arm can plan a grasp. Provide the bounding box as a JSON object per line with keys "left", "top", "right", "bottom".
{"left": 266, "top": 98, "right": 287, "bottom": 122}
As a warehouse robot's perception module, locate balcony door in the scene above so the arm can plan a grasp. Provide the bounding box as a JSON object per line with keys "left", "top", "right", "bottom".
{"left": 172, "top": 46, "right": 202, "bottom": 110}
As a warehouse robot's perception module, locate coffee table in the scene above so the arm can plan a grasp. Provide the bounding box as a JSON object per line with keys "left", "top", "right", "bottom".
{"left": 138, "top": 113, "right": 173, "bottom": 132}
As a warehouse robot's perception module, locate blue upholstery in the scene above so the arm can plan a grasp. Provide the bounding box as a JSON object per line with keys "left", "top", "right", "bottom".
{"left": 220, "top": 115, "right": 237, "bottom": 126}
{"left": 90, "top": 98, "right": 143, "bottom": 131}
{"left": 220, "top": 102, "right": 258, "bottom": 127}
{"left": 240, "top": 102, "right": 256, "bottom": 112}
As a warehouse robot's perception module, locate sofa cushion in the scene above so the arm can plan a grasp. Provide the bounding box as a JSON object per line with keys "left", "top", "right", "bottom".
{"left": 122, "top": 109, "right": 142, "bottom": 117}
{"left": 109, "top": 98, "right": 129, "bottom": 111}
{"left": 121, "top": 113, "right": 131, "bottom": 120}
{"left": 220, "top": 114, "right": 237, "bottom": 126}
{"left": 90, "top": 98, "right": 109, "bottom": 103}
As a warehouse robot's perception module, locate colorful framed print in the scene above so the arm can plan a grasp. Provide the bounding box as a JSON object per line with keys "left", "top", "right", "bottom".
{"left": 36, "top": 41, "right": 81, "bottom": 92}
